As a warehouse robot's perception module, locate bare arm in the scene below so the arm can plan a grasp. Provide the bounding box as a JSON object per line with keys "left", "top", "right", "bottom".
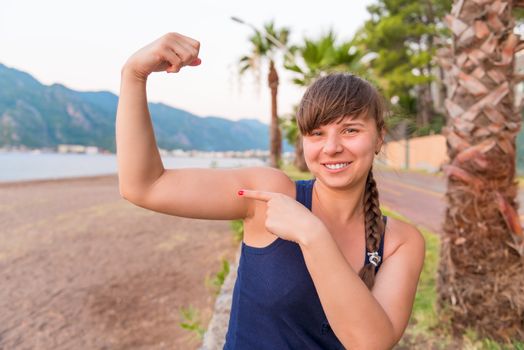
{"left": 299, "top": 221, "right": 425, "bottom": 349}
{"left": 116, "top": 32, "right": 290, "bottom": 220}
{"left": 116, "top": 32, "right": 201, "bottom": 198}
{"left": 116, "top": 66, "right": 164, "bottom": 197}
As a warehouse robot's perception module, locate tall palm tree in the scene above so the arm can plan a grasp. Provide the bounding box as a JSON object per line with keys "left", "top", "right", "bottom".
{"left": 437, "top": 0, "right": 524, "bottom": 341}
{"left": 283, "top": 31, "right": 367, "bottom": 171}
{"left": 238, "top": 21, "right": 290, "bottom": 168}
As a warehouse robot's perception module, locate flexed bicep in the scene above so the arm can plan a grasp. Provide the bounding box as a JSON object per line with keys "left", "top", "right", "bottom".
{"left": 129, "top": 166, "right": 293, "bottom": 221}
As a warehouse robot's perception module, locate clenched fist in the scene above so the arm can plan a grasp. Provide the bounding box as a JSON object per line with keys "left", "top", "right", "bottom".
{"left": 123, "top": 32, "right": 201, "bottom": 81}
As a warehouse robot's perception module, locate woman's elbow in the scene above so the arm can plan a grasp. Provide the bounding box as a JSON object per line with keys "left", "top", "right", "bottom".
{"left": 118, "top": 185, "right": 146, "bottom": 206}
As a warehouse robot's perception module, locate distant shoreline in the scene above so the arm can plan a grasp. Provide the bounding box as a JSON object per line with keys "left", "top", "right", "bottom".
{"left": 0, "top": 153, "right": 267, "bottom": 183}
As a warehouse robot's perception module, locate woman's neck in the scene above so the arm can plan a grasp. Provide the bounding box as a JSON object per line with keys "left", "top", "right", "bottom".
{"left": 312, "top": 178, "right": 366, "bottom": 227}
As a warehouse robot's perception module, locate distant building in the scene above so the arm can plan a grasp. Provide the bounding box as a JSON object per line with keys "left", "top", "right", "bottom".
{"left": 58, "top": 144, "right": 86, "bottom": 154}
{"left": 85, "top": 146, "right": 99, "bottom": 155}
{"left": 57, "top": 144, "right": 99, "bottom": 154}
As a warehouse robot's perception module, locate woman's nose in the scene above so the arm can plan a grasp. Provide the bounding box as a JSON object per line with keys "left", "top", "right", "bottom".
{"left": 323, "top": 135, "right": 343, "bottom": 155}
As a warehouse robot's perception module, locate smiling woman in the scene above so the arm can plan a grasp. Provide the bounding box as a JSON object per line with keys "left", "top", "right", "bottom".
{"left": 116, "top": 33, "right": 424, "bottom": 350}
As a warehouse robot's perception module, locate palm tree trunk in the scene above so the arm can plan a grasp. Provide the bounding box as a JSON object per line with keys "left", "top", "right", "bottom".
{"left": 293, "top": 133, "right": 308, "bottom": 172}
{"left": 437, "top": 0, "right": 524, "bottom": 342}
{"left": 416, "top": 84, "right": 432, "bottom": 127}
{"left": 268, "top": 60, "right": 281, "bottom": 168}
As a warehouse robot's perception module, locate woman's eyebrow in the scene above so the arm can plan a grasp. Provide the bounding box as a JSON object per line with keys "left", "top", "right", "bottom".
{"left": 340, "top": 121, "right": 365, "bottom": 127}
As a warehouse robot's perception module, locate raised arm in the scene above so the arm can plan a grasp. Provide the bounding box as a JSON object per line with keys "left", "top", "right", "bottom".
{"left": 116, "top": 32, "right": 291, "bottom": 220}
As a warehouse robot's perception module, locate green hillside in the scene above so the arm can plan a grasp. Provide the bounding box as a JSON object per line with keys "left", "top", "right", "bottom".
{"left": 0, "top": 63, "right": 293, "bottom": 153}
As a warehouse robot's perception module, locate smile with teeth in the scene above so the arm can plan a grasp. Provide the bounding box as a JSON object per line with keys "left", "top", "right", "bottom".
{"left": 323, "top": 162, "right": 351, "bottom": 170}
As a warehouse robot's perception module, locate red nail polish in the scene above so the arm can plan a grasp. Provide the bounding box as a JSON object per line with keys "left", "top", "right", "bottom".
{"left": 238, "top": 190, "right": 244, "bottom": 196}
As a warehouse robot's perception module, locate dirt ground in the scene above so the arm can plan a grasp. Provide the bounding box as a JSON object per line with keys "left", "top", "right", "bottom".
{"left": 0, "top": 175, "right": 238, "bottom": 349}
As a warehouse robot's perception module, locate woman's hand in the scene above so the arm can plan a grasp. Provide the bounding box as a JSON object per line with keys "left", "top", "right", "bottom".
{"left": 123, "top": 32, "right": 201, "bottom": 81}
{"left": 238, "top": 189, "right": 328, "bottom": 246}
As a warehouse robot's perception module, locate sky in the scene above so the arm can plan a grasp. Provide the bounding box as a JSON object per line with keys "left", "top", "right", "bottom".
{"left": 0, "top": 0, "right": 373, "bottom": 124}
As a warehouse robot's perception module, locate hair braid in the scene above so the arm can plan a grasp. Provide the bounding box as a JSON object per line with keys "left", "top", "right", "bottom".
{"left": 358, "top": 168, "right": 384, "bottom": 290}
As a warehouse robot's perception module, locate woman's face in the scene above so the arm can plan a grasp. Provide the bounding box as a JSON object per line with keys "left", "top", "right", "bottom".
{"left": 302, "top": 114, "right": 383, "bottom": 190}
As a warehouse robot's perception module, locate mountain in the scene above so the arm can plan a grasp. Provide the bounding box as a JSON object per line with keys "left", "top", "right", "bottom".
{"left": 0, "top": 63, "right": 293, "bottom": 152}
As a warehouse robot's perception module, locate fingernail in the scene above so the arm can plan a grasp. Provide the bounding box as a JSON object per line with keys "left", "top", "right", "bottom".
{"left": 237, "top": 190, "right": 244, "bottom": 196}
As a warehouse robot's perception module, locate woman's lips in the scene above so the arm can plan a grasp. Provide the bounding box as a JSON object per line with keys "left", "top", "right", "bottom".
{"left": 322, "top": 161, "right": 352, "bottom": 173}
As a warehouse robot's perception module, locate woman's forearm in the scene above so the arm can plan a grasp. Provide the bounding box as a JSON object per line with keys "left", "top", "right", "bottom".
{"left": 300, "top": 230, "right": 395, "bottom": 349}
{"left": 115, "top": 67, "right": 164, "bottom": 199}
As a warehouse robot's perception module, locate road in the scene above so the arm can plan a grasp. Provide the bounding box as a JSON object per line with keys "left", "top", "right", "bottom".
{"left": 374, "top": 166, "right": 524, "bottom": 234}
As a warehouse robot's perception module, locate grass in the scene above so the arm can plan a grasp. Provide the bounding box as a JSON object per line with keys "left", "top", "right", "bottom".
{"left": 380, "top": 205, "right": 450, "bottom": 348}
{"left": 205, "top": 258, "right": 230, "bottom": 296}
{"left": 179, "top": 305, "right": 206, "bottom": 340}
{"left": 281, "top": 161, "right": 314, "bottom": 181}
{"left": 381, "top": 206, "right": 441, "bottom": 335}
{"left": 180, "top": 259, "right": 231, "bottom": 339}
{"left": 230, "top": 219, "right": 244, "bottom": 244}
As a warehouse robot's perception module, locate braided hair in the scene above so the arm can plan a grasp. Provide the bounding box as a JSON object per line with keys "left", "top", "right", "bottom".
{"left": 358, "top": 169, "right": 384, "bottom": 290}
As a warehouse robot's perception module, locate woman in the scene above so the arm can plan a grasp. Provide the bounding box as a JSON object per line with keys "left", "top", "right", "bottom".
{"left": 116, "top": 32, "right": 425, "bottom": 350}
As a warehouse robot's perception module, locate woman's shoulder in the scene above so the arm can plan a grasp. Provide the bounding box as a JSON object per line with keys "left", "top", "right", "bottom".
{"left": 248, "top": 166, "right": 297, "bottom": 197}
{"left": 383, "top": 216, "right": 425, "bottom": 261}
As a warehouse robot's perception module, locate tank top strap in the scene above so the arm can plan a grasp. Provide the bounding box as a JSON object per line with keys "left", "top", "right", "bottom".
{"left": 378, "top": 215, "right": 387, "bottom": 257}
{"left": 294, "top": 178, "right": 316, "bottom": 210}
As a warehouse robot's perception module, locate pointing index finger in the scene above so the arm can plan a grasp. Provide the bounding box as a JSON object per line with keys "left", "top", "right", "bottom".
{"left": 238, "top": 189, "right": 278, "bottom": 202}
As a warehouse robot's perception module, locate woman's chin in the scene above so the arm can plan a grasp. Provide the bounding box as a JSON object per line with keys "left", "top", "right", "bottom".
{"left": 316, "top": 173, "right": 352, "bottom": 188}
{"left": 314, "top": 169, "right": 367, "bottom": 190}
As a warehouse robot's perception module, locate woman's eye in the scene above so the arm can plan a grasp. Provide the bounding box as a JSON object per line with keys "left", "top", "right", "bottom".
{"left": 310, "top": 131, "right": 322, "bottom": 136}
{"left": 344, "top": 128, "right": 358, "bottom": 134}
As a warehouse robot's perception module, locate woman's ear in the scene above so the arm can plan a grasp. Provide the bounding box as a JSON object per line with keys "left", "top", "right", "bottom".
{"left": 375, "top": 128, "right": 386, "bottom": 155}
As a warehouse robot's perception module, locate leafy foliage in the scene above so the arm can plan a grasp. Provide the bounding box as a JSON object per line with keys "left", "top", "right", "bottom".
{"left": 282, "top": 31, "right": 370, "bottom": 146}
{"left": 238, "top": 20, "right": 290, "bottom": 83}
{"left": 354, "top": 0, "right": 452, "bottom": 134}
{"left": 286, "top": 30, "right": 368, "bottom": 87}
{"left": 179, "top": 305, "right": 206, "bottom": 340}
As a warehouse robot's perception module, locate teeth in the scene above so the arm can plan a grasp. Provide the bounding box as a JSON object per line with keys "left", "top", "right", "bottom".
{"left": 324, "top": 162, "right": 349, "bottom": 170}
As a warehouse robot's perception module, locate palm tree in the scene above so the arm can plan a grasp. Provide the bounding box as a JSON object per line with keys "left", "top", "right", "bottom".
{"left": 283, "top": 31, "right": 368, "bottom": 171}
{"left": 437, "top": 0, "right": 524, "bottom": 341}
{"left": 238, "top": 21, "right": 290, "bottom": 168}
{"left": 286, "top": 31, "right": 368, "bottom": 86}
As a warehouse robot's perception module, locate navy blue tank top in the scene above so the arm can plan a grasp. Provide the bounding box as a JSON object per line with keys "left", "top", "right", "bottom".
{"left": 223, "top": 178, "right": 387, "bottom": 349}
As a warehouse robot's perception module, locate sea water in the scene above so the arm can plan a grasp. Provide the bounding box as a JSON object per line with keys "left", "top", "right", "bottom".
{"left": 0, "top": 152, "right": 266, "bottom": 183}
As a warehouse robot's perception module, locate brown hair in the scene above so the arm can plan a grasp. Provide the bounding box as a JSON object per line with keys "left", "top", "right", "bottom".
{"left": 296, "top": 73, "right": 386, "bottom": 290}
